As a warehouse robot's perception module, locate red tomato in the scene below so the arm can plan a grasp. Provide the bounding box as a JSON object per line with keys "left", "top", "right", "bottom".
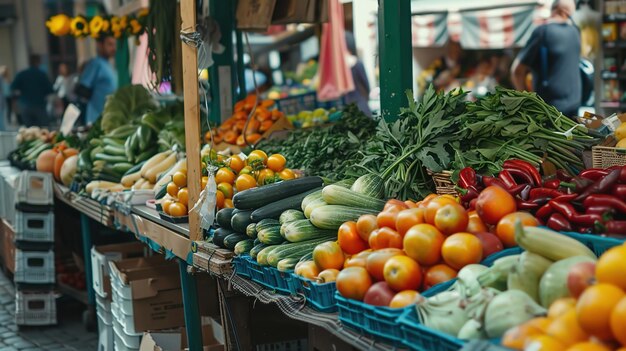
{"left": 423, "top": 264, "right": 458, "bottom": 290}
{"left": 365, "top": 248, "right": 404, "bottom": 282}
{"left": 476, "top": 186, "right": 517, "bottom": 225}
{"left": 383, "top": 256, "right": 422, "bottom": 292}
{"left": 369, "top": 227, "right": 403, "bottom": 250}
{"left": 395, "top": 208, "right": 426, "bottom": 236}
{"left": 338, "top": 221, "right": 369, "bottom": 255}
{"left": 403, "top": 224, "right": 445, "bottom": 266}
{"left": 356, "top": 214, "right": 378, "bottom": 242}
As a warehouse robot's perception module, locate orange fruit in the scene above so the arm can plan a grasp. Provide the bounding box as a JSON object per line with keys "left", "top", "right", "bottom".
{"left": 441, "top": 233, "right": 483, "bottom": 270}
{"left": 525, "top": 317, "right": 553, "bottom": 333}
{"left": 162, "top": 199, "right": 174, "bottom": 215}
{"left": 217, "top": 182, "right": 233, "bottom": 199}
{"left": 247, "top": 150, "right": 268, "bottom": 166}
{"left": 216, "top": 190, "right": 225, "bottom": 208}
{"left": 257, "top": 168, "right": 275, "bottom": 185}
{"left": 524, "top": 335, "right": 565, "bottom": 351}
{"left": 389, "top": 290, "right": 423, "bottom": 308}
{"left": 166, "top": 182, "right": 179, "bottom": 197}
{"left": 228, "top": 155, "right": 245, "bottom": 173}
{"left": 169, "top": 202, "right": 187, "bottom": 217}
{"left": 576, "top": 283, "right": 625, "bottom": 340}
{"left": 278, "top": 168, "right": 296, "bottom": 180}
{"left": 476, "top": 185, "right": 517, "bottom": 225}
{"left": 201, "top": 176, "right": 208, "bottom": 189}
{"left": 223, "top": 198, "right": 234, "bottom": 208}
{"left": 501, "top": 323, "right": 544, "bottom": 350}
{"left": 177, "top": 188, "right": 189, "bottom": 206}
{"left": 239, "top": 166, "right": 253, "bottom": 175}
{"left": 235, "top": 174, "right": 257, "bottom": 191}
{"left": 596, "top": 245, "right": 626, "bottom": 291}
{"left": 546, "top": 309, "right": 589, "bottom": 347}
{"left": 215, "top": 167, "right": 236, "bottom": 184}
{"left": 548, "top": 297, "right": 577, "bottom": 319}
{"left": 172, "top": 171, "right": 187, "bottom": 188}
{"left": 402, "top": 224, "right": 444, "bottom": 266}
{"left": 496, "top": 212, "right": 539, "bottom": 248}
{"left": 566, "top": 342, "right": 612, "bottom": 351}
{"left": 313, "top": 242, "right": 344, "bottom": 271}
{"left": 267, "top": 154, "right": 286, "bottom": 172}
{"left": 610, "top": 296, "right": 626, "bottom": 346}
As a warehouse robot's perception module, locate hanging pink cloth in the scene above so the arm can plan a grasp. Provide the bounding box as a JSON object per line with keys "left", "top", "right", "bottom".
{"left": 317, "top": 0, "right": 354, "bottom": 101}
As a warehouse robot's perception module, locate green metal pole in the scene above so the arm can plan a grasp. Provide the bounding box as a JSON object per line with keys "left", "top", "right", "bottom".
{"left": 209, "top": 0, "right": 237, "bottom": 124}
{"left": 378, "top": 0, "right": 412, "bottom": 121}
{"left": 179, "top": 259, "right": 202, "bottom": 351}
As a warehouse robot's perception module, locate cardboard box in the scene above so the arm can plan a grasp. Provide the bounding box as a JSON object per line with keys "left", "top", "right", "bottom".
{"left": 92, "top": 241, "right": 146, "bottom": 299}
{"left": 139, "top": 318, "right": 224, "bottom": 351}
{"left": 109, "top": 256, "right": 185, "bottom": 332}
{"left": 236, "top": 0, "right": 277, "bottom": 31}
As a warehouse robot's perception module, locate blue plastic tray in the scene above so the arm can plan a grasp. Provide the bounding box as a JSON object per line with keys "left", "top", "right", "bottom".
{"left": 398, "top": 308, "right": 464, "bottom": 351}
{"left": 267, "top": 267, "right": 294, "bottom": 295}
{"left": 246, "top": 257, "right": 274, "bottom": 290}
{"left": 233, "top": 256, "right": 250, "bottom": 278}
{"left": 291, "top": 274, "right": 337, "bottom": 312}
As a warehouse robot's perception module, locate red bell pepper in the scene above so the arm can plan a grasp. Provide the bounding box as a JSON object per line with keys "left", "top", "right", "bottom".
{"left": 583, "top": 194, "right": 626, "bottom": 214}
{"left": 458, "top": 167, "right": 477, "bottom": 189}
{"left": 546, "top": 213, "right": 572, "bottom": 232}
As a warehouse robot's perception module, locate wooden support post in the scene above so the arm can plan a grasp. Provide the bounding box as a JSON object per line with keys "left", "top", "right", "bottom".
{"left": 180, "top": 0, "right": 202, "bottom": 241}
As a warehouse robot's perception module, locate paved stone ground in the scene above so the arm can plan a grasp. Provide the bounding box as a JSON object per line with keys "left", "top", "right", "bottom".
{"left": 0, "top": 271, "right": 99, "bottom": 351}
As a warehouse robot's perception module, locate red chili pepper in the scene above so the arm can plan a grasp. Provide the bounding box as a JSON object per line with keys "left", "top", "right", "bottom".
{"left": 543, "top": 179, "right": 561, "bottom": 189}
{"left": 620, "top": 166, "right": 626, "bottom": 183}
{"left": 583, "top": 194, "right": 626, "bottom": 214}
{"left": 585, "top": 206, "right": 615, "bottom": 216}
{"left": 549, "top": 201, "right": 603, "bottom": 226}
{"left": 508, "top": 184, "right": 529, "bottom": 196}
{"left": 458, "top": 186, "right": 480, "bottom": 203}
{"left": 612, "top": 184, "right": 626, "bottom": 198}
{"left": 579, "top": 168, "right": 610, "bottom": 181}
{"left": 556, "top": 169, "right": 573, "bottom": 182}
{"left": 536, "top": 203, "right": 554, "bottom": 220}
{"left": 529, "top": 188, "right": 564, "bottom": 200}
{"left": 552, "top": 194, "right": 578, "bottom": 202}
{"left": 516, "top": 199, "right": 539, "bottom": 211}
{"left": 575, "top": 169, "right": 621, "bottom": 201}
{"left": 604, "top": 220, "right": 626, "bottom": 235}
{"left": 546, "top": 213, "right": 572, "bottom": 232}
{"left": 577, "top": 227, "right": 593, "bottom": 234}
{"left": 483, "top": 176, "right": 506, "bottom": 189}
{"left": 503, "top": 160, "right": 542, "bottom": 185}
{"left": 458, "top": 167, "right": 477, "bottom": 189}
{"left": 571, "top": 177, "right": 593, "bottom": 193}
{"left": 531, "top": 197, "right": 552, "bottom": 206}
{"left": 498, "top": 169, "right": 518, "bottom": 189}
{"left": 504, "top": 168, "right": 535, "bottom": 185}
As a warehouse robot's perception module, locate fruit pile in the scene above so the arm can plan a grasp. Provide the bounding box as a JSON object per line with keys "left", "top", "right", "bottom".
{"left": 615, "top": 120, "right": 626, "bottom": 149}
{"left": 287, "top": 108, "right": 337, "bottom": 128}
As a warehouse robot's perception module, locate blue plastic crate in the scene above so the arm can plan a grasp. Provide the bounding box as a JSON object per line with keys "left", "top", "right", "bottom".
{"left": 398, "top": 308, "right": 464, "bottom": 351}
{"left": 291, "top": 274, "right": 337, "bottom": 312}
{"left": 267, "top": 267, "right": 294, "bottom": 295}
{"left": 481, "top": 247, "right": 523, "bottom": 265}
{"left": 233, "top": 256, "right": 250, "bottom": 278}
{"left": 246, "top": 257, "right": 274, "bottom": 290}
{"left": 335, "top": 292, "right": 369, "bottom": 333}
{"left": 559, "top": 231, "right": 623, "bottom": 256}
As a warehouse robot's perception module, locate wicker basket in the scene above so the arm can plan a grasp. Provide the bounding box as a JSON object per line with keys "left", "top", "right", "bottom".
{"left": 427, "top": 170, "right": 457, "bottom": 196}
{"left": 592, "top": 145, "right": 626, "bottom": 168}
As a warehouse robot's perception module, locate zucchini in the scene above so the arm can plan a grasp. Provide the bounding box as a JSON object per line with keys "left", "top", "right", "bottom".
{"left": 232, "top": 176, "right": 324, "bottom": 210}
{"left": 234, "top": 239, "right": 255, "bottom": 255}
{"left": 279, "top": 210, "right": 306, "bottom": 225}
{"left": 250, "top": 188, "right": 319, "bottom": 222}
{"left": 277, "top": 258, "right": 300, "bottom": 272}
{"left": 267, "top": 237, "right": 335, "bottom": 267}
{"left": 250, "top": 243, "right": 267, "bottom": 258}
{"left": 301, "top": 190, "right": 322, "bottom": 212}
{"left": 257, "top": 226, "right": 284, "bottom": 245}
{"left": 246, "top": 223, "right": 258, "bottom": 239}
{"left": 223, "top": 233, "right": 248, "bottom": 250}
{"left": 253, "top": 238, "right": 261, "bottom": 246}
{"left": 231, "top": 210, "right": 253, "bottom": 233}
{"left": 213, "top": 228, "right": 235, "bottom": 248}
{"left": 257, "top": 245, "right": 281, "bottom": 266}
{"left": 122, "top": 161, "right": 146, "bottom": 176}
{"left": 322, "top": 185, "right": 385, "bottom": 211}
{"left": 103, "top": 144, "right": 128, "bottom": 157}
{"left": 282, "top": 219, "right": 337, "bottom": 243}
{"left": 155, "top": 184, "right": 167, "bottom": 200}
{"left": 351, "top": 174, "right": 385, "bottom": 199}
{"left": 255, "top": 219, "right": 280, "bottom": 232}
{"left": 94, "top": 153, "right": 129, "bottom": 163}
{"left": 310, "top": 205, "right": 378, "bottom": 230}
{"left": 304, "top": 198, "right": 327, "bottom": 219}
{"left": 112, "top": 163, "right": 134, "bottom": 174}
{"left": 216, "top": 208, "right": 235, "bottom": 229}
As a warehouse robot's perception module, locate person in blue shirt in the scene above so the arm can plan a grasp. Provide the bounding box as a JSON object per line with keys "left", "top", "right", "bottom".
{"left": 76, "top": 35, "right": 117, "bottom": 125}
{"left": 10, "top": 55, "right": 53, "bottom": 127}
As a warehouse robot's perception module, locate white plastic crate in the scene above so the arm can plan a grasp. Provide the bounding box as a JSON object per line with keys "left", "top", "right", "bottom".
{"left": 15, "top": 211, "right": 54, "bottom": 242}
{"left": 2, "top": 174, "right": 17, "bottom": 225}
{"left": 15, "top": 290, "right": 57, "bottom": 326}
{"left": 14, "top": 249, "right": 55, "bottom": 284}
{"left": 91, "top": 242, "right": 145, "bottom": 299}
{"left": 112, "top": 303, "right": 141, "bottom": 351}
{"left": 97, "top": 294, "right": 112, "bottom": 325}
{"left": 0, "top": 132, "right": 17, "bottom": 160}
{"left": 15, "top": 171, "right": 53, "bottom": 206}
{"left": 97, "top": 306, "right": 114, "bottom": 351}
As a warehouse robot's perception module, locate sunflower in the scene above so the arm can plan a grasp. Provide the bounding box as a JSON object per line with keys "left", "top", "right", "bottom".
{"left": 70, "top": 15, "right": 89, "bottom": 37}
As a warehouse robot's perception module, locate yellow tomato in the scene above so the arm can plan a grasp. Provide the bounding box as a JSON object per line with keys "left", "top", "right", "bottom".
{"left": 172, "top": 171, "right": 187, "bottom": 188}
{"left": 267, "top": 154, "right": 286, "bottom": 172}
{"left": 201, "top": 176, "right": 208, "bottom": 189}
{"left": 169, "top": 202, "right": 188, "bottom": 217}
{"left": 224, "top": 199, "right": 234, "bottom": 208}
{"left": 162, "top": 199, "right": 174, "bottom": 215}
{"left": 177, "top": 188, "right": 189, "bottom": 206}
{"left": 235, "top": 174, "right": 257, "bottom": 191}
{"left": 228, "top": 155, "right": 245, "bottom": 173}
{"left": 166, "top": 182, "right": 179, "bottom": 197}
{"left": 215, "top": 167, "right": 235, "bottom": 184}
{"left": 217, "top": 182, "right": 234, "bottom": 199}
{"left": 247, "top": 150, "right": 268, "bottom": 166}
{"left": 216, "top": 190, "right": 225, "bottom": 209}
{"left": 257, "top": 168, "right": 275, "bottom": 185}
{"left": 278, "top": 168, "right": 296, "bottom": 180}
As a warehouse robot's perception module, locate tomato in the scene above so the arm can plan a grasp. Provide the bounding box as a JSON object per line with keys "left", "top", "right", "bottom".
{"left": 162, "top": 199, "right": 174, "bottom": 214}
{"left": 167, "top": 182, "right": 179, "bottom": 197}
{"left": 467, "top": 210, "right": 488, "bottom": 234}
{"left": 217, "top": 182, "right": 233, "bottom": 199}
{"left": 216, "top": 191, "right": 225, "bottom": 208}
{"left": 227, "top": 155, "right": 245, "bottom": 173}
{"left": 317, "top": 269, "right": 340, "bottom": 283}
{"left": 368, "top": 227, "right": 403, "bottom": 250}
{"left": 389, "top": 290, "right": 424, "bottom": 308}
{"left": 344, "top": 250, "right": 372, "bottom": 268}
{"left": 496, "top": 211, "right": 540, "bottom": 248}
{"left": 239, "top": 166, "right": 253, "bottom": 175}
{"left": 433, "top": 202, "right": 469, "bottom": 235}
{"left": 267, "top": 154, "right": 286, "bottom": 172}
{"left": 383, "top": 256, "right": 422, "bottom": 292}
{"left": 223, "top": 199, "right": 234, "bottom": 208}
{"left": 418, "top": 194, "right": 439, "bottom": 208}
{"left": 177, "top": 188, "right": 189, "bottom": 206}
{"left": 313, "top": 242, "right": 345, "bottom": 271}
{"left": 215, "top": 167, "right": 236, "bottom": 184}
{"left": 441, "top": 233, "right": 483, "bottom": 270}
{"left": 395, "top": 208, "right": 425, "bottom": 236}
{"left": 338, "top": 222, "right": 369, "bottom": 255}
{"left": 384, "top": 199, "right": 409, "bottom": 212}
{"left": 257, "top": 168, "right": 275, "bottom": 185}
{"left": 365, "top": 248, "right": 404, "bottom": 281}
{"left": 247, "top": 150, "right": 268, "bottom": 166}
{"left": 377, "top": 211, "right": 400, "bottom": 230}
{"left": 172, "top": 171, "right": 187, "bottom": 188}
{"left": 424, "top": 196, "right": 458, "bottom": 225}
{"left": 235, "top": 174, "right": 257, "bottom": 191}
{"left": 169, "top": 202, "right": 188, "bottom": 217}
{"left": 356, "top": 214, "right": 378, "bottom": 242}
{"left": 423, "top": 264, "right": 458, "bottom": 290}
{"left": 295, "top": 261, "right": 320, "bottom": 280}
{"left": 476, "top": 186, "right": 517, "bottom": 225}
{"left": 278, "top": 168, "right": 296, "bottom": 180}
{"left": 403, "top": 224, "right": 445, "bottom": 266}
{"left": 404, "top": 200, "right": 418, "bottom": 209}
{"left": 201, "top": 176, "right": 208, "bottom": 190}
{"left": 336, "top": 267, "right": 373, "bottom": 301}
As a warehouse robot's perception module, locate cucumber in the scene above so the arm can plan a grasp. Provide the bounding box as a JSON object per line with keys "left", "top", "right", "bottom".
{"left": 301, "top": 189, "right": 322, "bottom": 212}
{"left": 309, "top": 205, "right": 379, "bottom": 230}
{"left": 257, "top": 245, "right": 281, "bottom": 266}
{"left": 246, "top": 223, "right": 258, "bottom": 239}
{"left": 250, "top": 188, "right": 319, "bottom": 222}
{"left": 94, "top": 153, "right": 129, "bottom": 163}
{"left": 102, "top": 137, "right": 126, "bottom": 147}
{"left": 304, "top": 197, "right": 327, "bottom": 219}
{"left": 253, "top": 238, "right": 261, "bottom": 246}
{"left": 351, "top": 174, "right": 385, "bottom": 199}
{"left": 123, "top": 161, "right": 146, "bottom": 176}
{"left": 213, "top": 228, "right": 235, "bottom": 248}
{"left": 232, "top": 176, "right": 324, "bottom": 210}
{"left": 155, "top": 184, "right": 167, "bottom": 200}
{"left": 282, "top": 219, "right": 337, "bottom": 243}
{"left": 279, "top": 210, "right": 306, "bottom": 225}
{"left": 231, "top": 210, "right": 253, "bottom": 233}
{"left": 112, "top": 163, "right": 134, "bottom": 174}
{"left": 322, "top": 185, "right": 385, "bottom": 211}
{"left": 277, "top": 258, "right": 300, "bottom": 272}
{"left": 266, "top": 237, "right": 335, "bottom": 267}
{"left": 250, "top": 243, "right": 267, "bottom": 258}
{"left": 255, "top": 219, "right": 280, "bottom": 232}
{"left": 234, "top": 239, "right": 255, "bottom": 255}
{"left": 103, "top": 144, "right": 128, "bottom": 157}
{"left": 257, "top": 226, "right": 284, "bottom": 245}
{"left": 216, "top": 208, "right": 235, "bottom": 229}
{"left": 224, "top": 233, "right": 249, "bottom": 250}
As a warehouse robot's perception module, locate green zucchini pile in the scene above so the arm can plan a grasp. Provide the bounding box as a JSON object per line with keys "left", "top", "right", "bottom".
{"left": 212, "top": 174, "right": 387, "bottom": 273}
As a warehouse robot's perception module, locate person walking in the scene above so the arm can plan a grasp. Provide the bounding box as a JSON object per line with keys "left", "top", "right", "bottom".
{"left": 511, "top": 0, "right": 581, "bottom": 118}
{"left": 10, "top": 55, "right": 53, "bottom": 127}
{"left": 76, "top": 35, "right": 117, "bottom": 125}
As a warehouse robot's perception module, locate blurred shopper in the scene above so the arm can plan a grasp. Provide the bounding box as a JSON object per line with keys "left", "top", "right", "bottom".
{"left": 76, "top": 36, "right": 117, "bottom": 125}
{"left": 511, "top": 0, "right": 581, "bottom": 118}
{"left": 418, "top": 40, "right": 467, "bottom": 94}
{"left": 10, "top": 55, "right": 53, "bottom": 127}
{"left": 52, "top": 63, "right": 74, "bottom": 111}
{"left": 343, "top": 31, "right": 372, "bottom": 116}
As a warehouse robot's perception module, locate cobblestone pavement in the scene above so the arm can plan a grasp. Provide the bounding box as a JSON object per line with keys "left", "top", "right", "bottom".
{"left": 0, "top": 271, "right": 98, "bottom": 351}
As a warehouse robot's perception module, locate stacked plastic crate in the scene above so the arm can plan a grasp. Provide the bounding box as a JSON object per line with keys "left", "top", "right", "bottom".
{"left": 13, "top": 171, "right": 56, "bottom": 326}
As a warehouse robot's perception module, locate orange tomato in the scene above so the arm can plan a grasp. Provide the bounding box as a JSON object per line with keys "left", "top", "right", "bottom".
{"left": 256, "top": 168, "right": 275, "bottom": 185}
{"left": 576, "top": 283, "right": 625, "bottom": 340}
{"left": 169, "top": 202, "right": 187, "bottom": 217}
{"left": 344, "top": 250, "right": 372, "bottom": 269}
{"left": 466, "top": 211, "right": 488, "bottom": 234}
{"left": 236, "top": 134, "right": 246, "bottom": 147}
{"left": 356, "top": 214, "right": 378, "bottom": 242}
{"left": 313, "top": 242, "right": 345, "bottom": 271}
{"left": 223, "top": 199, "right": 234, "bottom": 208}
{"left": 611, "top": 296, "right": 626, "bottom": 346}
{"left": 227, "top": 155, "right": 245, "bottom": 173}
{"left": 259, "top": 120, "right": 274, "bottom": 133}
{"left": 501, "top": 323, "right": 545, "bottom": 350}
{"left": 217, "top": 182, "right": 233, "bottom": 199}
{"left": 167, "top": 182, "right": 179, "bottom": 197}
{"left": 383, "top": 199, "right": 409, "bottom": 212}
{"left": 215, "top": 167, "right": 236, "bottom": 184}
{"left": 172, "top": 171, "right": 187, "bottom": 188}
{"left": 216, "top": 190, "right": 225, "bottom": 208}
{"left": 389, "top": 290, "right": 423, "bottom": 308}
{"left": 424, "top": 196, "right": 458, "bottom": 225}
{"left": 162, "top": 199, "right": 174, "bottom": 214}
{"left": 368, "top": 227, "right": 403, "bottom": 250}
{"left": 365, "top": 248, "right": 404, "bottom": 282}
{"left": 338, "top": 221, "right": 369, "bottom": 255}
{"left": 317, "top": 269, "right": 340, "bottom": 283}
{"left": 418, "top": 194, "right": 438, "bottom": 208}
{"left": 441, "top": 233, "right": 483, "bottom": 270}
{"left": 548, "top": 297, "right": 577, "bottom": 319}
{"left": 524, "top": 335, "right": 565, "bottom": 351}
{"left": 247, "top": 150, "right": 268, "bottom": 165}
{"left": 496, "top": 212, "right": 539, "bottom": 248}
{"left": 267, "top": 154, "right": 286, "bottom": 172}
{"left": 395, "top": 208, "right": 425, "bottom": 236}
{"left": 177, "top": 188, "right": 189, "bottom": 206}
{"left": 296, "top": 261, "right": 320, "bottom": 280}
{"left": 403, "top": 224, "right": 445, "bottom": 266}
{"left": 235, "top": 174, "right": 257, "bottom": 191}
{"left": 566, "top": 342, "right": 612, "bottom": 351}
{"left": 201, "top": 176, "right": 208, "bottom": 190}
{"left": 596, "top": 245, "right": 626, "bottom": 291}
{"left": 476, "top": 186, "right": 517, "bottom": 225}
{"left": 245, "top": 133, "right": 262, "bottom": 145}
{"left": 433, "top": 203, "right": 469, "bottom": 235}
{"left": 546, "top": 309, "right": 589, "bottom": 347}
{"left": 238, "top": 166, "right": 253, "bottom": 176}
{"left": 377, "top": 211, "right": 400, "bottom": 230}
{"left": 423, "top": 264, "right": 458, "bottom": 290}
{"left": 278, "top": 168, "right": 296, "bottom": 180}
{"left": 336, "top": 267, "right": 373, "bottom": 301}
{"left": 383, "top": 256, "right": 422, "bottom": 292}
{"left": 223, "top": 130, "right": 238, "bottom": 144}
{"left": 404, "top": 200, "right": 418, "bottom": 209}
{"left": 525, "top": 317, "right": 553, "bottom": 333}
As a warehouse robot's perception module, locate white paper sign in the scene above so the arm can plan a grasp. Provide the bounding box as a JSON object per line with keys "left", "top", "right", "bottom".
{"left": 60, "top": 103, "right": 81, "bottom": 136}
